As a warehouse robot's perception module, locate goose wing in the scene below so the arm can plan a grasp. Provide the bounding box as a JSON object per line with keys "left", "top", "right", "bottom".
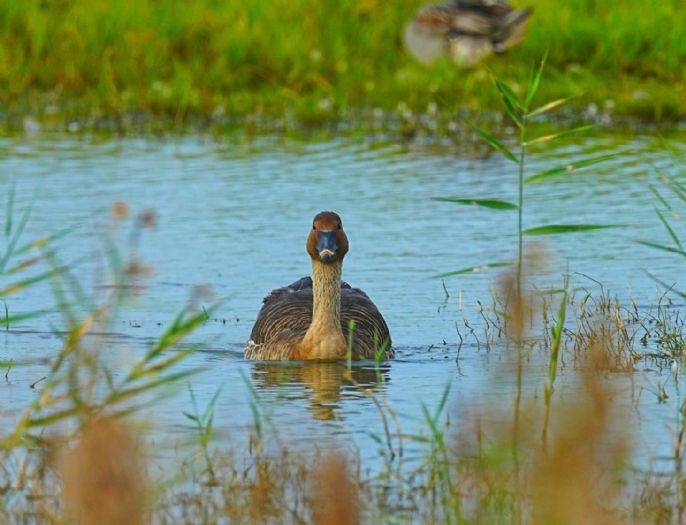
{"left": 249, "top": 277, "right": 314, "bottom": 346}
{"left": 341, "top": 287, "right": 394, "bottom": 359}
{"left": 448, "top": 2, "right": 532, "bottom": 45}
{"left": 446, "top": 3, "right": 518, "bottom": 36}
{"left": 249, "top": 277, "right": 353, "bottom": 345}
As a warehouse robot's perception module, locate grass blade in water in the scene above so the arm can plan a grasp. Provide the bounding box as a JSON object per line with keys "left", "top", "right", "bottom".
{"left": 637, "top": 240, "right": 686, "bottom": 258}
{"left": 0, "top": 267, "right": 64, "bottom": 297}
{"left": 467, "top": 123, "right": 518, "bottom": 163}
{"left": 524, "top": 154, "right": 616, "bottom": 184}
{"left": 5, "top": 185, "right": 15, "bottom": 238}
{"left": 13, "top": 224, "right": 79, "bottom": 258}
{"left": 433, "top": 262, "right": 511, "bottom": 278}
{"left": 0, "top": 206, "right": 31, "bottom": 273}
{"left": 542, "top": 285, "right": 568, "bottom": 445}
{"left": 525, "top": 52, "right": 547, "bottom": 107}
{"left": 432, "top": 197, "right": 518, "bottom": 210}
{"left": 2, "top": 309, "right": 51, "bottom": 330}
{"left": 523, "top": 224, "right": 621, "bottom": 235}
{"left": 526, "top": 96, "right": 575, "bottom": 118}
{"left": 501, "top": 93, "right": 523, "bottom": 128}
{"left": 494, "top": 78, "right": 526, "bottom": 111}
{"left": 524, "top": 125, "right": 595, "bottom": 146}
{"left": 648, "top": 184, "right": 675, "bottom": 214}
{"left": 655, "top": 208, "right": 684, "bottom": 252}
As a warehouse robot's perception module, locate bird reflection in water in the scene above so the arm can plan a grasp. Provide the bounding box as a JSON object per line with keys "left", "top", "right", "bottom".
{"left": 249, "top": 361, "right": 391, "bottom": 421}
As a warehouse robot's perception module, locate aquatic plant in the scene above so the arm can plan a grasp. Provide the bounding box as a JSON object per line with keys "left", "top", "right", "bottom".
{"left": 434, "top": 56, "right": 618, "bottom": 295}
{"left": 0, "top": 184, "right": 69, "bottom": 332}
{"left": 0, "top": 202, "right": 216, "bottom": 521}
{"left": 184, "top": 383, "right": 223, "bottom": 484}
{"left": 641, "top": 174, "right": 686, "bottom": 300}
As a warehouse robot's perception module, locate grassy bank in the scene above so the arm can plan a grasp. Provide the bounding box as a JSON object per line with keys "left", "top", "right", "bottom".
{"left": 2, "top": 0, "right": 686, "bottom": 130}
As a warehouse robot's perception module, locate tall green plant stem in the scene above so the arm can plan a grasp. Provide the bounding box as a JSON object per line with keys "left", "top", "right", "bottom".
{"left": 513, "top": 113, "right": 527, "bottom": 525}
{"left": 517, "top": 119, "right": 527, "bottom": 298}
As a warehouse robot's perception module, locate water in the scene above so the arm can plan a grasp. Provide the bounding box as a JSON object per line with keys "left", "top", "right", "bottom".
{"left": 1, "top": 131, "right": 685, "bottom": 470}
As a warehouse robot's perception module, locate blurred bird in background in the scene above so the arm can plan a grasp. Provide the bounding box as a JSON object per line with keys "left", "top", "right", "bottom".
{"left": 404, "top": 0, "right": 533, "bottom": 67}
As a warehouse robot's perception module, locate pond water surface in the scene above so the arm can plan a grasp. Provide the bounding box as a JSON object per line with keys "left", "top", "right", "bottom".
{"left": 1, "top": 131, "right": 685, "bottom": 474}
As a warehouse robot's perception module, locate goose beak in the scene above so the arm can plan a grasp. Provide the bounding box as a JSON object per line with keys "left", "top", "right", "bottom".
{"left": 316, "top": 230, "right": 338, "bottom": 262}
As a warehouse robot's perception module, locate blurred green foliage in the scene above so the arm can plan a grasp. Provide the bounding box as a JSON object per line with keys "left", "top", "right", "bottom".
{"left": 1, "top": 0, "right": 685, "bottom": 127}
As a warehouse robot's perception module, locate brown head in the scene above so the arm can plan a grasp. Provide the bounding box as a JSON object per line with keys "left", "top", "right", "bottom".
{"left": 306, "top": 211, "right": 349, "bottom": 264}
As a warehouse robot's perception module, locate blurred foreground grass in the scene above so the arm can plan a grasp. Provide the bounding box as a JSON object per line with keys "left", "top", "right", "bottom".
{"left": 2, "top": 0, "right": 686, "bottom": 130}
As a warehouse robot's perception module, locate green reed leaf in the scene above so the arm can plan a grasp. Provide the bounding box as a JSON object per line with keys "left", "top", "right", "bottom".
{"left": 643, "top": 270, "right": 686, "bottom": 299}
{"left": 13, "top": 224, "right": 78, "bottom": 258}
{"left": 26, "top": 407, "right": 83, "bottom": 428}
{"left": 502, "top": 96, "right": 523, "bottom": 128}
{"left": 433, "top": 262, "right": 511, "bottom": 278}
{"left": 203, "top": 385, "right": 223, "bottom": 424}
{"left": 655, "top": 208, "right": 683, "bottom": 252}
{"left": 548, "top": 287, "right": 567, "bottom": 387}
{"left": 183, "top": 411, "right": 200, "bottom": 423}
{"left": 434, "top": 381, "right": 451, "bottom": 421}
{"left": 493, "top": 79, "right": 524, "bottom": 127}
{"left": 526, "top": 96, "right": 575, "bottom": 118}
{"left": 2, "top": 255, "right": 43, "bottom": 277}
{"left": 535, "top": 288, "right": 571, "bottom": 296}
{"left": 494, "top": 78, "right": 526, "bottom": 111}
{"left": 432, "top": 197, "right": 518, "bottom": 210}
{"left": 145, "top": 304, "right": 218, "bottom": 363}
{"left": 106, "top": 368, "right": 204, "bottom": 405}
{"left": 524, "top": 224, "right": 621, "bottom": 235}
{"left": 374, "top": 337, "right": 390, "bottom": 365}
{"left": 0, "top": 206, "right": 31, "bottom": 273}
{"left": 135, "top": 347, "right": 198, "bottom": 380}
{"left": 525, "top": 154, "right": 616, "bottom": 184}
{"left": 0, "top": 267, "right": 63, "bottom": 297}
{"left": 467, "top": 122, "right": 518, "bottom": 162}
{"left": 638, "top": 240, "right": 686, "bottom": 258}
{"left": 524, "top": 125, "right": 594, "bottom": 146}
{"left": 526, "top": 52, "right": 548, "bottom": 107}
{"left": 5, "top": 185, "right": 15, "bottom": 237}
{"left": 666, "top": 177, "right": 686, "bottom": 203}
{"left": 649, "top": 184, "right": 674, "bottom": 213}
{"left": 2, "top": 309, "right": 50, "bottom": 329}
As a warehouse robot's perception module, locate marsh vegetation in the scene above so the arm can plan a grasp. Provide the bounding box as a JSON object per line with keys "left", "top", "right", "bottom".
{"left": 2, "top": 0, "right": 686, "bottom": 130}
{"left": 1, "top": 120, "right": 686, "bottom": 522}
{"left": 2, "top": 3, "right": 686, "bottom": 522}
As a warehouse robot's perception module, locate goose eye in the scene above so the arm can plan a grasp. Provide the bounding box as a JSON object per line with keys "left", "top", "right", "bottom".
{"left": 337, "top": 223, "right": 342, "bottom": 229}
{"left": 312, "top": 224, "right": 316, "bottom": 230}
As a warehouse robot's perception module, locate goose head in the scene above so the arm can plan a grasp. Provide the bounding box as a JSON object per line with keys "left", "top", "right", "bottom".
{"left": 306, "top": 211, "right": 349, "bottom": 264}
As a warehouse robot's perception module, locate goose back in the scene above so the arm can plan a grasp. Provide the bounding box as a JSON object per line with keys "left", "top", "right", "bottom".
{"left": 246, "top": 277, "right": 393, "bottom": 360}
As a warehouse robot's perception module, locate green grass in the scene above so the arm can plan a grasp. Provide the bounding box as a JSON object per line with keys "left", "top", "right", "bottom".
{"left": 1, "top": 0, "right": 686, "bottom": 130}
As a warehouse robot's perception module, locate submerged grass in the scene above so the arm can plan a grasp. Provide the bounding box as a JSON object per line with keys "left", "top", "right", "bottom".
{"left": 2, "top": 0, "right": 686, "bottom": 130}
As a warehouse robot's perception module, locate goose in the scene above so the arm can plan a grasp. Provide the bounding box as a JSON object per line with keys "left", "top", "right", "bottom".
{"left": 404, "top": 0, "right": 533, "bottom": 67}
{"left": 244, "top": 212, "right": 393, "bottom": 360}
